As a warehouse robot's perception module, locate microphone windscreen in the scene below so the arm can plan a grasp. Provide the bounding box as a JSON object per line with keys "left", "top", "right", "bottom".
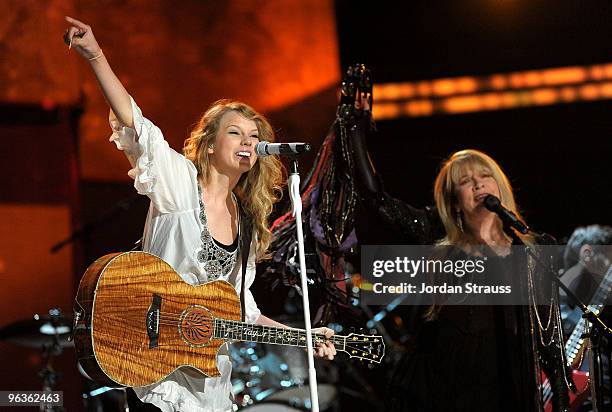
{"left": 254, "top": 141, "right": 269, "bottom": 157}
{"left": 483, "top": 194, "right": 501, "bottom": 211}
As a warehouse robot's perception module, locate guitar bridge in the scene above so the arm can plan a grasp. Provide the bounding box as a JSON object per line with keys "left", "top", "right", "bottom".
{"left": 147, "top": 294, "right": 161, "bottom": 348}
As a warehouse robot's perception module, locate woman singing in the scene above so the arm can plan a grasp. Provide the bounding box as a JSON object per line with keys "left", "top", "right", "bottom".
{"left": 63, "top": 16, "right": 336, "bottom": 412}
{"left": 345, "top": 88, "right": 571, "bottom": 411}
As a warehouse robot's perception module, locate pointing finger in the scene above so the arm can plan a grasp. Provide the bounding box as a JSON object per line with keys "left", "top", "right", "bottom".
{"left": 65, "top": 16, "right": 89, "bottom": 31}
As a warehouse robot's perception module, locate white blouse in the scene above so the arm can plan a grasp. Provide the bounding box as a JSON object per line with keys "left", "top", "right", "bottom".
{"left": 109, "top": 96, "right": 261, "bottom": 412}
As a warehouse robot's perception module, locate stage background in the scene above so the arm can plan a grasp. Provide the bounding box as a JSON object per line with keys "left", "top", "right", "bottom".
{"left": 1, "top": 0, "right": 610, "bottom": 410}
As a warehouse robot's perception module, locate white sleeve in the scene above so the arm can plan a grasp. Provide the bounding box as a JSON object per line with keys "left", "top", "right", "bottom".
{"left": 109, "top": 96, "right": 197, "bottom": 213}
{"left": 241, "top": 235, "right": 261, "bottom": 324}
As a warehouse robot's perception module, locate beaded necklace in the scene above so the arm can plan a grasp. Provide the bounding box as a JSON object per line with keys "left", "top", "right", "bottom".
{"left": 196, "top": 184, "right": 239, "bottom": 280}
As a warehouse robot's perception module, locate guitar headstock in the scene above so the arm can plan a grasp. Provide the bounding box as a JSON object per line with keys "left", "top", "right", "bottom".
{"left": 341, "top": 332, "right": 385, "bottom": 364}
{"left": 338, "top": 63, "right": 373, "bottom": 121}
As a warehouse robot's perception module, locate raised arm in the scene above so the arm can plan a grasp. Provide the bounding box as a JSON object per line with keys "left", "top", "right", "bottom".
{"left": 340, "top": 64, "right": 444, "bottom": 244}
{"left": 63, "top": 16, "right": 133, "bottom": 128}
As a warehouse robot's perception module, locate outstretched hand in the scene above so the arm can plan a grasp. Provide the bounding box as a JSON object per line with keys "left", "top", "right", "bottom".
{"left": 338, "top": 63, "right": 373, "bottom": 120}
{"left": 63, "top": 16, "right": 103, "bottom": 61}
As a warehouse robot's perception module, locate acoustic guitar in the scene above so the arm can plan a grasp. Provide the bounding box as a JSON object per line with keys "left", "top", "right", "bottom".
{"left": 73, "top": 252, "right": 385, "bottom": 387}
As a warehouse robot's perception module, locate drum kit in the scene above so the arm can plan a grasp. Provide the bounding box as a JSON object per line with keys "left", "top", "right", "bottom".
{"left": 1, "top": 309, "right": 341, "bottom": 411}
{"left": 230, "top": 340, "right": 340, "bottom": 411}
{"left": 0, "top": 308, "right": 72, "bottom": 411}
{"left": 0, "top": 308, "right": 127, "bottom": 412}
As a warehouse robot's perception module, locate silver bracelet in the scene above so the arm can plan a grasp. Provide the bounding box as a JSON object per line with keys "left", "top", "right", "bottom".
{"left": 88, "top": 49, "right": 103, "bottom": 61}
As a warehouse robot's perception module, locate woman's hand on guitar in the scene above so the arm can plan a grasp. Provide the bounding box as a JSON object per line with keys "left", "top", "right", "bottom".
{"left": 312, "top": 327, "right": 337, "bottom": 360}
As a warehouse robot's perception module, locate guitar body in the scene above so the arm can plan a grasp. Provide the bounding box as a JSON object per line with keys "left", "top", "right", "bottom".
{"left": 541, "top": 265, "right": 612, "bottom": 410}
{"left": 542, "top": 369, "right": 590, "bottom": 412}
{"left": 73, "top": 252, "right": 241, "bottom": 388}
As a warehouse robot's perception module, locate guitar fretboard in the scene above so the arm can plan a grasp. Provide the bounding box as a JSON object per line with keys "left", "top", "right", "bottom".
{"left": 565, "top": 265, "right": 612, "bottom": 365}
{"left": 213, "top": 318, "right": 346, "bottom": 351}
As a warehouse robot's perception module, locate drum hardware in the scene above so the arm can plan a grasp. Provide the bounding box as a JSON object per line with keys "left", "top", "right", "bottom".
{"left": 230, "top": 340, "right": 339, "bottom": 411}
{"left": 0, "top": 308, "right": 127, "bottom": 411}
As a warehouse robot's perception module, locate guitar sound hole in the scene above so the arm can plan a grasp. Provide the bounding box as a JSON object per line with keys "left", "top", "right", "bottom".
{"left": 179, "top": 306, "right": 213, "bottom": 347}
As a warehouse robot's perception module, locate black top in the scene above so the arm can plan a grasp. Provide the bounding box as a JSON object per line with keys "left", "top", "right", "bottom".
{"left": 212, "top": 235, "right": 238, "bottom": 253}
{"left": 386, "top": 247, "right": 533, "bottom": 411}
{"left": 346, "top": 114, "right": 568, "bottom": 411}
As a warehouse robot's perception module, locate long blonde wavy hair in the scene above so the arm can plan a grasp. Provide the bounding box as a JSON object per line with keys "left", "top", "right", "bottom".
{"left": 183, "top": 99, "right": 284, "bottom": 259}
{"left": 433, "top": 149, "right": 531, "bottom": 246}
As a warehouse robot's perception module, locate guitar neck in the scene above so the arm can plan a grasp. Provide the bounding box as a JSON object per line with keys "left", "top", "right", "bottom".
{"left": 565, "top": 265, "right": 612, "bottom": 363}
{"left": 213, "top": 318, "right": 347, "bottom": 352}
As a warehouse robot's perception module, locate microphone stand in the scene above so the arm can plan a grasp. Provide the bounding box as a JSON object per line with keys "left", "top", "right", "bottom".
{"left": 287, "top": 156, "right": 320, "bottom": 412}
{"left": 512, "top": 226, "right": 612, "bottom": 411}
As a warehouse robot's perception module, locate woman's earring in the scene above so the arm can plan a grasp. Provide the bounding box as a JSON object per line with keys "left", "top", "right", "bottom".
{"left": 456, "top": 210, "right": 464, "bottom": 233}
{"left": 208, "top": 143, "right": 214, "bottom": 153}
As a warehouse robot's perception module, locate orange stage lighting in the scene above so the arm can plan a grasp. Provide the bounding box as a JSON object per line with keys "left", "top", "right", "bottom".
{"left": 373, "top": 62, "right": 612, "bottom": 119}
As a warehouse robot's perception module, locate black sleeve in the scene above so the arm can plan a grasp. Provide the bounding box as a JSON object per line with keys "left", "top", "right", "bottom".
{"left": 347, "top": 114, "right": 444, "bottom": 245}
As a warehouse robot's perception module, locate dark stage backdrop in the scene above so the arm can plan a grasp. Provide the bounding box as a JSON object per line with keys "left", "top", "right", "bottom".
{"left": 336, "top": 0, "right": 612, "bottom": 240}
{"left": 1, "top": 1, "right": 611, "bottom": 410}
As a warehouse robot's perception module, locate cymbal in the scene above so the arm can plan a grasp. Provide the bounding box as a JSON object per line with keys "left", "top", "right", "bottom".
{"left": 0, "top": 314, "right": 73, "bottom": 349}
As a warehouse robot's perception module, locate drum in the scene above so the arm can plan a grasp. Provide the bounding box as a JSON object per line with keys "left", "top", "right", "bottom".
{"left": 241, "top": 400, "right": 303, "bottom": 411}
{"left": 230, "top": 341, "right": 338, "bottom": 410}
{"left": 266, "top": 384, "right": 337, "bottom": 410}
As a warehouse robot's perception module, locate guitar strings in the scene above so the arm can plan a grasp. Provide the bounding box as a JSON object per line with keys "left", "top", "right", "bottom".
{"left": 109, "top": 316, "right": 365, "bottom": 345}
{"left": 104, "top": 310, "right": 373, "bottom": 339}
{"left": 95, "top": 324, "right": 371, "bottom": 353}
{"left": 103, "top": 313, "right": 376, "bottom": 350}
{"left": 93, "top": 318, "right": 373, "bottom": 351}
{"left": 84, "top": 306, "right": 382, "bottom": 351}
{"left": 108, "top": 326, "right": 359, "bottom": 349}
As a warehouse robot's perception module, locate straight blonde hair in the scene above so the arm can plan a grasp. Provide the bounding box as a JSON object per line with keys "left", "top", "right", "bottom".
{"left": 433, "top": 149, "right": 531, "bottom": 246}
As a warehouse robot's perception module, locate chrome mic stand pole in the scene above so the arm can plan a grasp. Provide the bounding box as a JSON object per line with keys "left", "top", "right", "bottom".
{"left": 287, "top": 157, "right": 320, "bottom": 412}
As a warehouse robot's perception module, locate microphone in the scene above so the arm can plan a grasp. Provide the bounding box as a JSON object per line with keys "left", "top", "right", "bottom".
{"left": 483, "top": 195, "right": 530, "bottom": 234}
{"left": 255, "top": 141, "right": 311, "bottom": 157}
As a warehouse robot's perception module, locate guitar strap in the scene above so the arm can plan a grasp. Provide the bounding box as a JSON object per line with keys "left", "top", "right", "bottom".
{"left": 238, "top": 201, "right": 253, "bottom": 323}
